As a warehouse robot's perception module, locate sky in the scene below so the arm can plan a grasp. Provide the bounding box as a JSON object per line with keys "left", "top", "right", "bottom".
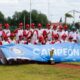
{"left": 0, "top": 0, "right": 80, "bottom": 23}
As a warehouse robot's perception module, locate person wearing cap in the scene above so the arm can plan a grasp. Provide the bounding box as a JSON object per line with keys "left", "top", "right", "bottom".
{"left": 30, "top": 23, "right": 38, "bottom": 44}
{"left": 38, "top": 36, "right": 45, "bottom": 45}
{"left": 9, "top": 32, "right": 17, "bottom": 44}
{"left": 49, "top": 35, "right": 55, "bottom": 44}
{"left": 69, "top": 26, "right": 78, "bottom": 43}
{"left": 53, "top": 34, "right": 61, "bottom": 44}
{"left": 61, "top": 33, "right": 68, "bottom": 43}
{"left": 37, "top": 23, "right": 43, "bottom": 37}
{"left": 17, "top": 35, "right": 27, "bottom": 44}
{"left": 2, "top": 34, "right": 10, "bottom": 45}
{"left": 31, "top": 23, "right": 35, "bottom": 32}
{"left": 52, "top": 25, "right": 58, "bottom": 40}
{"left": 46, "top": 23, "right": 52, "bottom": 41}
{"left": 52, "top": 25, "right": 58, "bottom": 33}
{"left": 31, "top": 31, "right": 38, "bottom": 44}
{"left": 57, "top": 25, "right": 64, "bottom": 40}
{"left": 63, "top": 24, "right": 68, "bottom": 31}
{"left": 23, "top": 24, "right": 32, "bottom": 40}
{"left": 61, "top": 25, "right": 69, "bottom": 38}
{"left": 42, "top": 30, "right": 48, "bottom": 44}
{"left": 68, "top": 36, "right": 74, "bottom": 43}
{"left": 14, "top": 22, "right": 24, "bottom": 41}
{"left": 3, "top": 23, "right": 11, "bottom": 38}
{"left": 52, "top": 25, "right": 57, "bottom": 31}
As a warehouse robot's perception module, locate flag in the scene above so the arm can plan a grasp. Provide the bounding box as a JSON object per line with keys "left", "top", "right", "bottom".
{"left": 0, "top": 43, "right": 80, "bottom": 64}
{"left": 59, "top": 17, "right": 62, "bottom": 23}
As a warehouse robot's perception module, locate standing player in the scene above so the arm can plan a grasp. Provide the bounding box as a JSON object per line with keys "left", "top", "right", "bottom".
{"left": 69, "top": 27, "right": 78, "bottom": 43}
{"left": 14, "top": 22, "right": 24, "bottom": 41}
{"left": 52, "top": 25, "right": 58, "bottom": 39}
{"left": 61, "top": 25, "right": 69, "bottom": 38}
{"left": 37, "top": 23, "right": 43, "bottom": 37}
{"left": 57, "top": 25, "right": 63, "bottom": 40}
{"left": 23, "top": 24, "right": 32, "bottom": 43}
{"left": 3, "top": 23, "right": 11, "bottom": 38}
{"left": 46, "top": 23, "right": 52, "bottom": 41}
{"left": 30, "top": 23, "right": 38, "bottom": 44}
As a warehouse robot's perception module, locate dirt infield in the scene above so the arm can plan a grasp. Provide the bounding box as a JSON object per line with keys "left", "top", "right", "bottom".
{"left": 54, "top": 63, "right": 80, "bottom": 69}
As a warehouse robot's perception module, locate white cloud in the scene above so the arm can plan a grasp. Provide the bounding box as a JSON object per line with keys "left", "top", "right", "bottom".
{"left": 0, "top": 0, "right": 79, "bottom": 23}
{"left": 0, "top": 0, "right": 18, "bottom": 4}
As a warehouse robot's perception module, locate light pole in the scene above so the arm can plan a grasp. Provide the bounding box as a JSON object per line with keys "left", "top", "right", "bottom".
{"left": 23, "top": 15, "right": 25, "bottom": 29}
{"left": 48, "top": 0, "right": 49, "bottom": 22}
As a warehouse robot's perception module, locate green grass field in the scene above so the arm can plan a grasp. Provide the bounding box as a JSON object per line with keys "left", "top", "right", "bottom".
{"left": 0, "top": 63, "right": 80, "bottom": 80}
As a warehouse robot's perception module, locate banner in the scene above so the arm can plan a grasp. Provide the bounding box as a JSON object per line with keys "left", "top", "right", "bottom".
{"left": 0, "top": 43, "right": 80, "bottom": 63}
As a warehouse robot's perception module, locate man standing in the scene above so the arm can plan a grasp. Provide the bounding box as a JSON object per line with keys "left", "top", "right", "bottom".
{"left": 46, "top": 23, "right": 52, "bottom": 41}
{"left": 23, "top": 24, "right": 32, "bottom": 44}
{"left": 3, "top": 23, "right": 11, "bottom": 38}
{"left": 14, "top": 22, "right": 23, "bottom": 41}
{"left": 37, "top": 23, "right": 43, "bottom": 37}
{"left": 69, "top": 27, "right": 78, "bottom": 43}
{"left": 30, "top": 23, "right": 38, "bottom": 44}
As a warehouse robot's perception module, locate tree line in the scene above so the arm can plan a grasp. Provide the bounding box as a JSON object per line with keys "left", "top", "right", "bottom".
{"left": 0, "top": 10, "right": 49, "bottom": 28}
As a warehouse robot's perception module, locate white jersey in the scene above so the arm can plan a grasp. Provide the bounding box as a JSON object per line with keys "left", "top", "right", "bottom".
{"left": 61, "top": 30, "right": 68, "bottom": 36}
{"left": 52, "top": 30, "right": 58, "bottom": 35}
{"left": 0, "top": 30, "right": 3, "bottom": 36}
{"left": 69, "top": 31, "right": 78, "bottom": 40}
{"left": 60, "top": 30, "right": 68, "bottom": 40}
{"left": 31, "top": 30, "right": 38, "bottom": 44}
{"left": 58, "top": 30, "right": 64, "bottom": 40}
{"left": 3, "top": 29, "right": 11, "bottom": 37}
{"left": 31, "top": 29, "right": 34, "bottom": 32}
{"left": 17, "top": 29, "right": 23, "bottom": 36}
{"left": 52, "top": 30, "right": 58, "bottom": 39}
{"left": 37, "top": 29, "right": 43, "bottom": 37}
{"left": 46, "top": 29, "right": 52, "bottom": 41}
{"left": 24, "top": 30, "right": 32, "bottom": 38}
{"left": 24, "top": 30, "right": 29, "bottom": 35}
{"left": 16, "top": 29, "right": 23, "bottom": 40}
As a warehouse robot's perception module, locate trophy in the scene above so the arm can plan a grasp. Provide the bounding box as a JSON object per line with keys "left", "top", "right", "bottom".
{"left": 50, "top": 49, "right": 55, "bottom": 64}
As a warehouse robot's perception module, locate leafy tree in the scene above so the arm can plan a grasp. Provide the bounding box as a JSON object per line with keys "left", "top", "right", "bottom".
{"left": 0, "top": 11, "right": 5, "bottom": 24}
{"left": 0, "top": 10, "right": 49, "bottom": 30}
